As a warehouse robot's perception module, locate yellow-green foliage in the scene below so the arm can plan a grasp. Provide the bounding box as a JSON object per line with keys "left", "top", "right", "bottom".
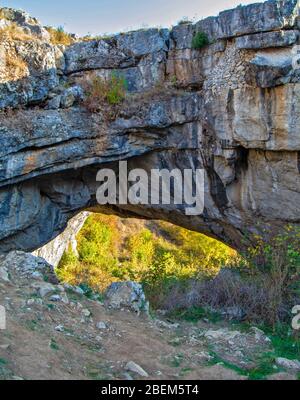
{"left": 46, "top": 26, "right": 74, "bottom": 46}
{"left": 57, "top": 214, "right": 236, "bottom": 293}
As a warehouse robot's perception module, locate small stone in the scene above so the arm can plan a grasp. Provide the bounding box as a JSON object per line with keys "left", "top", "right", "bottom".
{"left": 27, "top": 299, "right": 35, "bottom": 306}
{"left": 204, "top": 328, "right": 240, "bottom": 341}
{"left": 32, "top": 282, "right": 57, "bottom": 298}
{"left": 50, "top": 294, "right": 61, "bottom": 302}
{"left": 65, "top": 284, "right": 84, "bottom": 295}
{"left": 96, "top": 321, "right": 107, "bottom": 330}
{"left": 46, "top": 95, "right": 61, "bottom": 110}
{"left": 0, "top": 344, "right": 10, "bottom": 350}
{"left": 55, "top": 325, "right": 64, "bottom": 332}
{"left": 195, "top": 351, "right": 213, "bottom": 361}
{"left": 275, "top": 357, "right": 300, "bottom": 371}
{"left": 0, "top": 267, "right": 10, "bottom": 282}
{"left": 73, "top": 286, "right": 84, "bottom": 295}
{"left": 60, "top": 293, "right": 69, "bottom": 304}
{"left": 155, "top": 319, "right": 179, "bottom": 330}
{"left": 31, "top": 271, "right": 43, "bottom": 280}
{"left": 250, "top": 327, "right": 271, "bottom": 343}
{"left": 125, "top": 361, "right": 149, "bottom": 377}
{"left": 81, "top": 308, "right": 91, "bottom": 317}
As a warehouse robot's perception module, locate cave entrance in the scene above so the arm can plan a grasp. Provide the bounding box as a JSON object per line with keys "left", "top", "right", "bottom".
{"left": 33, "top": 210, "right": 300, "bottom": 329}
{"left": 38, "top": 212, "right": 236, "bottom": 311}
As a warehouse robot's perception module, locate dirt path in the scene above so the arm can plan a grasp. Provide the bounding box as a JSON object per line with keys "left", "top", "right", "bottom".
{"left": 0, "top": 254, "right": 297, "bottom": 381}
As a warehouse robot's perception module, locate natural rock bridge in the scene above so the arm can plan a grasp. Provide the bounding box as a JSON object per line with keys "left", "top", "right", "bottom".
{"left": 0, "top": 0, "right": 300, "bottom": 255}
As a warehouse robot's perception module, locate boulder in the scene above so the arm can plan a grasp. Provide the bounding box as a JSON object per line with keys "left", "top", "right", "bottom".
{"left": 32, "top": 281, "right": 57, "bottom": 298}
{"left": 0, "top": 251, "right": 58, "bottom": 284}
{"left": 275, "top": 357, "right": 300, "bottom": 370}
{"left": 0, "top": 7, "right": 50, "bottom": 40}
{"left": 104, "top": 281, "right": 149, "bottom": 314}
{"left": 125, "top": 361, "right": 149, "bottom": 377}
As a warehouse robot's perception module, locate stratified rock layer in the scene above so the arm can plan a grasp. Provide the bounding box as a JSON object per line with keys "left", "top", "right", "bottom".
{"left": 0, "top": 0, "right": 300, "bottom": 252}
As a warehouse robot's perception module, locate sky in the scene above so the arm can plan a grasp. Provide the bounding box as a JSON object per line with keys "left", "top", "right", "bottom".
{"left": 0, "top": 0, "right": 264, "bottom": 36}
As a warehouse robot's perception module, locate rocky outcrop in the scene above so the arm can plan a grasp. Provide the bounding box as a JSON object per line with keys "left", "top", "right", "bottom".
{"left": 0, "top": 0, "right": 300, "bottom": 252}
{"left": 33, "top": 212, "right": 89, "bottom": 267}
{"left": 104, "top": 281, "right": 149, "bottom": 314}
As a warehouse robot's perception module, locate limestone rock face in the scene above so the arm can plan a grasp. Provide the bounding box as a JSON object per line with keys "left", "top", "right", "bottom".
{"left": 33, "top": 212, "right": 89, "bottom": 267}
{"left": 0, "top": 0, "right": 300, "bottom": 253}
{"left": 0, "top": 251, "right": 58, "bottom": 283}
{"left": 0, "top": 8, "right": 50, "bottom": 40}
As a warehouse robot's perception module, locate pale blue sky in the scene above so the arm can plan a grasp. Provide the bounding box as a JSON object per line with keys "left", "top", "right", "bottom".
{"left": 0, "top": 0, "right": 263, "bottom": 36}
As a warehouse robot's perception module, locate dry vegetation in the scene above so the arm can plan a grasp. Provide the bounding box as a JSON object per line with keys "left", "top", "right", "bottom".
{"left": 0, "top": 22, "right": 34, "bottom": 42}
{"left": 0, "top": 47, "right": 28, "bottom": 82}
{"left": 45, "top": 26, "right": 74, "bottom": 46}
{"left": 4, "top": 52, "right": 28, "bottom": 81}
{"left": 80, "top": 73, "right": 127, "bottom": 118}
{"left": 0, "top": 107, "right": 35, "bottom": 135}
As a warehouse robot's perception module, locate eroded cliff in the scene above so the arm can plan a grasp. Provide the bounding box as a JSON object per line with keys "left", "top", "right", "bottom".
{"left": 0, "top": 0, "right": 300, "bottom": 252}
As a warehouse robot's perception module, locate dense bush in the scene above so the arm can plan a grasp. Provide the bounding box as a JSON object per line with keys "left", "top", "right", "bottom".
{"left": 57, "top": 214, "right": 235, "bottom": 292}
{"left": 155, "top": 226, "right": 300, "bottom": 328}
{"left": 191, "top": 31, "right": 209, "bottom": 49}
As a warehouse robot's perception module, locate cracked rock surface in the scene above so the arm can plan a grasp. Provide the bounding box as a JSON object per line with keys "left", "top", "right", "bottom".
{"left": 0, "top": 0, "right": 300, "bottom": 252}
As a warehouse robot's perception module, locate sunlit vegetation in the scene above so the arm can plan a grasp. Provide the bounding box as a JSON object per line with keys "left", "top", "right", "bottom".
{"left": 46, "top": 26, "right": 74, "bottom": 45}
{"left": 0, "top": 22, "right": 33, "bottom": 42}
{"left": 57, "top": 214, "right": 235, "bottom": 293}
{"left": 1, "top": 51, "right": 28, "bottom": 82}
{"left": 81, "top": 73, "right": 127, "bottom": 113}
{"left": 57, "top": 215, "right": 300, "bottom": 330}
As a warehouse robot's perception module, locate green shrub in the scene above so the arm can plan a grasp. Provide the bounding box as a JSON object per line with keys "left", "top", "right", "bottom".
{"left": 157, "top": 225, "right": 300, "bottom": 328}
{"left": 106, "top": 73, "right": 127, "bottom": 105}
{"left": 81, "top": 73, "right": 127, "bottom": 113}
{"left": 240, "top": 225, "right": 300, "bottom": 327}
{"left": 191, "top": 31, "right": 209, "bottom": 49}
